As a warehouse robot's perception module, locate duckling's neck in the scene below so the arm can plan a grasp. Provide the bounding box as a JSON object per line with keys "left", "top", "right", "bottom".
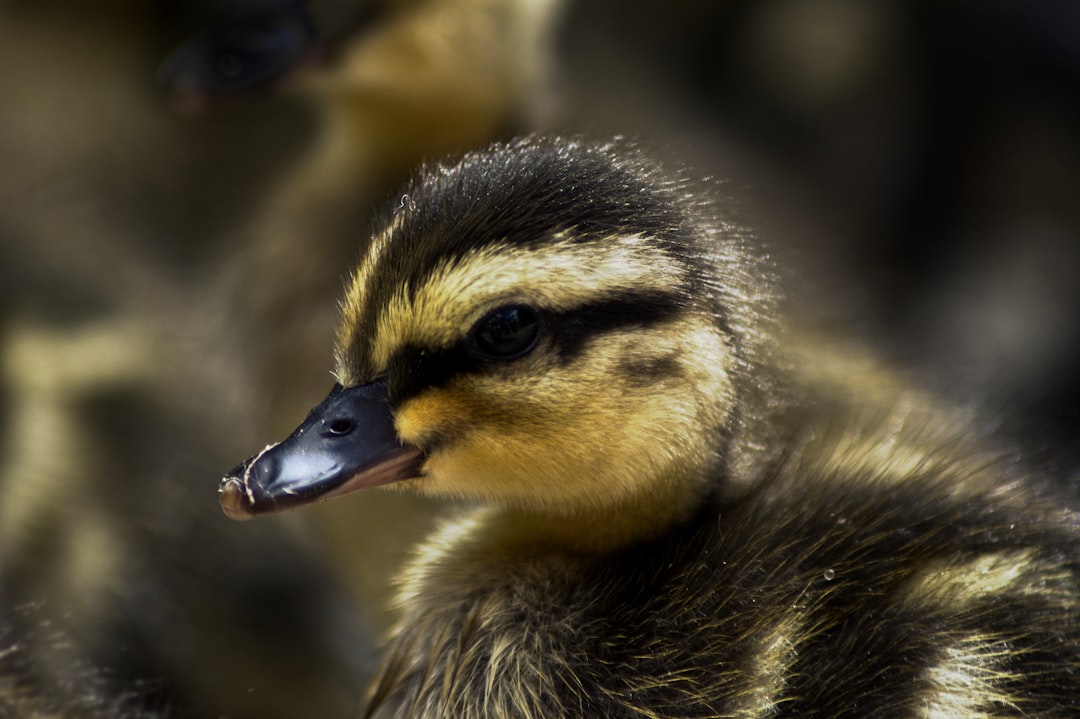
{"left": 485, "top": 476, "right": 710, "bottom": 555}
{"left": 392, "top": 472, "right": 717, "bottom": 634}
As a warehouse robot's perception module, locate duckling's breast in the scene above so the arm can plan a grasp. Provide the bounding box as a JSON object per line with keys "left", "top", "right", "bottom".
{"left": 366, "top": 465, "right": 1080, "bottom": 719}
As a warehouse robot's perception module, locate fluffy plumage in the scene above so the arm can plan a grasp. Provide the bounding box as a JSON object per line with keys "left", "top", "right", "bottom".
{"left": 223, "top": 136, "right": 1080, "bottom": 718}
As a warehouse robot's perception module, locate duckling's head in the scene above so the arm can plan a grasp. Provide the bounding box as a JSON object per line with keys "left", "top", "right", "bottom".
{"left": 222, "top": 137, "right": 774, "bottom": 539}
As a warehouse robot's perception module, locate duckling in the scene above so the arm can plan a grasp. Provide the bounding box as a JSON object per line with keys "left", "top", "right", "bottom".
{"left": 221, "top": 136, "right": 1080, "bottom": 718}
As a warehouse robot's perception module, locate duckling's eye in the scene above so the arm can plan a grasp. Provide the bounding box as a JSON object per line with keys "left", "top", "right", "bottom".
{"left": 468, "top": 305, "right": 542, "bottom": 360}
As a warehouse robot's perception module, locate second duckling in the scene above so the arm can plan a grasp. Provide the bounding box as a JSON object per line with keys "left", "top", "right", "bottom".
{"left": 222, "top": 136, "right": 1080, "bottom": 718}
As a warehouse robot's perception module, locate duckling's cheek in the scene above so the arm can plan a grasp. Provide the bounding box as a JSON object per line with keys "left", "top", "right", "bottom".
{"left": 394, "top": 385, "right": 517, "bottom": 448}
{"left": 394, "top": 392, "right": 455, "bottom": 446}
{"left": 398, "top": 390, "right": 697, "bottom": 512}
{"left": 392, "top": 319, "right": 735, "bottom": 511}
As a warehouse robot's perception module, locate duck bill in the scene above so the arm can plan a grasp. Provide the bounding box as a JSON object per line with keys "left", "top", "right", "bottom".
{"left": 219, "top": 381, "right": 424, "bottom": 520}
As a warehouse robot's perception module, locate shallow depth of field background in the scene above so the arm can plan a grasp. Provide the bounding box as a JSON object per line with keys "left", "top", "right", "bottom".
{"left": 1, "top": 0, "right": 1078, "bottom": 716}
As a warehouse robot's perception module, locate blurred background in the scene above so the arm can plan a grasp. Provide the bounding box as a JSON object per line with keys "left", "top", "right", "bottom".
{"left": 1, "top": 0, "right": 1077, "bottom": 715}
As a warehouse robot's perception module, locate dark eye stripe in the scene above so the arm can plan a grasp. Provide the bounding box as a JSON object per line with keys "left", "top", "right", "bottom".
{"left": 385, "top": 288, "right": 687, "bottom": 407}
{"left": 385, "top": 343, "right": 473, "bottom": 408}
{"left": 547, "top": 289, "right": 685, "bottom": 364}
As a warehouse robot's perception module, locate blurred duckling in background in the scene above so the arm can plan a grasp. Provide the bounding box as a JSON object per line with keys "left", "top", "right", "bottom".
{"left": 223, "top": 136, "right": 1080, "bottom": 718}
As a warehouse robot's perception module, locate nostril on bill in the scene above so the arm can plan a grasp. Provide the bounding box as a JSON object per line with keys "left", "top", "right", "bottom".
{"left": 326, "top": 418, "right": 356, "bottom": 436}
